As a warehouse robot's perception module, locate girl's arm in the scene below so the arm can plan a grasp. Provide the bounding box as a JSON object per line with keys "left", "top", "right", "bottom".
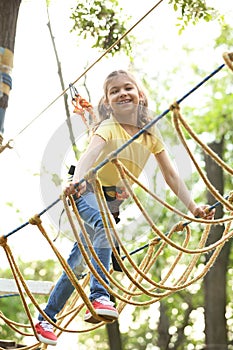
{"left": 155, "top": 150, "right": 215, "bottom": 219}
{"left": 64, "top": 135, "right": 106, "bottom": 197}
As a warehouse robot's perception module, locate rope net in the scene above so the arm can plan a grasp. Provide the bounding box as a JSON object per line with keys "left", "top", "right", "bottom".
{"left": 0, "top": 52, "right": 233, "bottom": 349}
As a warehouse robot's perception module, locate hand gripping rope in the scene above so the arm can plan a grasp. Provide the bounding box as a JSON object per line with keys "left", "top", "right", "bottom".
{"left": 0, "top": 52, "right": 233, "bottom": 349}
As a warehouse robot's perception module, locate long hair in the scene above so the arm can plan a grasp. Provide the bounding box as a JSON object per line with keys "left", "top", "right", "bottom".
{"left": 92, "top": 70, "right": 152, "bottom": 132}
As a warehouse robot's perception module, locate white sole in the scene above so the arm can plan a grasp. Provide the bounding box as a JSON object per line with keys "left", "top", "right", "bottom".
{"left": 84, "top": 309, "right": 119, "bottom": 323}
{"left": 37, "top": 334, "right": 57, "bottom": 346}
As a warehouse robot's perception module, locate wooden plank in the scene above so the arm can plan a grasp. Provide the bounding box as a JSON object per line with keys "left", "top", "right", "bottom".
{"left": 0, "top": 340, "right": 25, "bottom": 349}
{"left": 0, "top": 340, "right": 15, "bottom": 347}
{"left": 0, "top": 278, "right": 53, "bottom": 295}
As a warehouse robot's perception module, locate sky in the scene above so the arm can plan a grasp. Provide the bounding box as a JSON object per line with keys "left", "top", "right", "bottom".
{"left": 0, "top": 0, "right": 233, "bottom": 347}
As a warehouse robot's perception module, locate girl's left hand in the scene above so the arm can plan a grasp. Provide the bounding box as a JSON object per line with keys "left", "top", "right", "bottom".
{"left": 193, "top": 205, "right": 215, "bottom": 220}
{"left": 64, "top": 181, "right": 87, "bottom": 198}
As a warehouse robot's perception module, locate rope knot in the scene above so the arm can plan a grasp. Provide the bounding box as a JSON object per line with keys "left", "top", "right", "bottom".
{"left": 111, "top": 158, "right": 127, "bottom": 180}
{"left": 0, "top": 235, "right": 7, "bottom": 247}
{"left": 0, "top": 138, "right": 13, "bottom": 154}
{"left": 29, "top": 215, "right": 42, "bottom": 225}
{"left": 228, "top": 191, "right": 233, "bottom": 204}
{"left": 150, "top": 237, "right": 160, "bottom": 246}
{"left": 111, "top": 157, "right": 121, "bottom": 166}
{"left": 106, "top": 151, "right": 118, "bottom": 163}
{"left": 223, "top": 52, "right": 233, "bottom": 73}
{"left": 169, "top": 102, "right": 180, "bottom": 112}
{"left": 84, "top": 168, "right": 97, "bottom": 183}
{"left": 172, "top": 221, "right": 185, "bottom": 233}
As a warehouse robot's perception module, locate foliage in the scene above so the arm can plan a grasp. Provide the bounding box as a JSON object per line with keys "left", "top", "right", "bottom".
{"left": 0, "top": 259, "right": 61, "bottom": 342}
{"left": 182, "top": 22, "right": 233, "bottom": 176}
{"left": 70, "top": 0, "right": 133, "bottom": 56}
{"left": 215, "top": 23, "right": 233, "bottom": 50}
{"left": 169, "top": 0, "right": 216, "bottom": 33}
{"left": 78, "top": 326, "right": 109, "bottom": 349}
{"left": 183, "top": 71, "right": 233, "bottom": 142}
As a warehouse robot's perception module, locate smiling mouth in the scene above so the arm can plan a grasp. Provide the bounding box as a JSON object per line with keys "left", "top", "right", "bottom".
{"left": 117, "top": 99, "right": 132, "bottom": 105}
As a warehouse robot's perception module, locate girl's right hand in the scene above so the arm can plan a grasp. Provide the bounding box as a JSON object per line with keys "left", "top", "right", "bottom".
{"left": 64, "top": 181, "right": 87, "bottom": 198}
{"left": 192, "top": 205, "right": 215, "bottom": 220}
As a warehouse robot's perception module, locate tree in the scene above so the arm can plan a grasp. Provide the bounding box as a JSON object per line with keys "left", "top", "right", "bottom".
{"left": 1, "top": 1, "right": 229, "bottom": 349}
{"left": 203, "top": 139, "right": 230, "bottom": 350}
{"left": 169, "top": 0, "right": 215, "bottom": 33}
{"left": 70, "top": 0, "right": 132, "bottom": 56}
{"left": 0, "top": 0, "right": 22, "bottom": 146}
{"left": 0, "top": 0, "right": 218, "bottom": 142}
{"left": 202, "top": 77, "right": 232, "bottom": 349}
{"left": 190, "top": 24, "right": 233, "bottom": 347}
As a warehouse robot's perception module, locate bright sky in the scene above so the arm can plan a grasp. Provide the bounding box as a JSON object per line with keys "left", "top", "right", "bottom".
{"left": 1, "top": 0, "right": 233, "bottom": 348}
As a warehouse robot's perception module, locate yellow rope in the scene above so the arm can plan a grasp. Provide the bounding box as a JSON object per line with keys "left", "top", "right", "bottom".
{"left": 170, "top": 103, "right": 233, "bottom": 213}
{"left": 67, "top": 187, "right": 155, "bottom": 303}
{"left": 0, "top": 135, "right": 13, "bottom": 153}
{"left": 112, "top": 159, "right": 233, "bottom": 254}
{"left": 93, "top": 177, "right": 174, "bottom": 297}
{"left": 1, "top": 166, "right": 233, "bottom": 345}
{"left": 12, "top": 0, "right": 164, "bottom": 141}
{"left": 1, "top": 45, "right": 233, "bottom": 346}
{"left": 223, "top": 51, "right": 233, "bottom": 72}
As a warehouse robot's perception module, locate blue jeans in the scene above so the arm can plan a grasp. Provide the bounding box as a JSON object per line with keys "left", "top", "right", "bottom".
{"left": 38, "top": 190, "right": 112, "bottom": 323}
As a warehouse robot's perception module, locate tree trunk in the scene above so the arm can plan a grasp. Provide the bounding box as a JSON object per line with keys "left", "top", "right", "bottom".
{"left": 106, "top": 320, "right": 123, "bottom": 350}
{"left": 46, "top": 6, "right": 80, "bottom": 160}
{"left": 203, "top": 139, "right": 231, "bottom": 349}
{"left": 157, "top": 301, "right": 171, "bottom": 350}
{"left": 0, "top": 0, "right": 21, "bottom": 135}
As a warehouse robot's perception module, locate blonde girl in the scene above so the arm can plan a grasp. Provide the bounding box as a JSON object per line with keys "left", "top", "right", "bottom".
{"left": 35, "top": 70, "right": 214, "bottom": 345}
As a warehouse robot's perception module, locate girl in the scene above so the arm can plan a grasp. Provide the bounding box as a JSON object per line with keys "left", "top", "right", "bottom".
{"left": 35, "top": 70, "right": 215, "bottom": 345}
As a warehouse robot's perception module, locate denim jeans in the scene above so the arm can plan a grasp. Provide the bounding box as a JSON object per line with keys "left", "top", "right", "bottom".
{"left": 38, "top": 190, "right": 112, "bottom": 323}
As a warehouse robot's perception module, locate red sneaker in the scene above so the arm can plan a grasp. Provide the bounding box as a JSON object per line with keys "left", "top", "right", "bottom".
{"left": 84, "top": 298, "right": 119, "bottom": 324}
{"left": 35, "top": 321, "right": 57, "bottom": 346}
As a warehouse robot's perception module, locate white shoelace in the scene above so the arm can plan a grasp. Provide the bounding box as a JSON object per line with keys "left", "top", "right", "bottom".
{"left": 95, "top": 296, "right": 115, "bottom": 306}
{"left": 40, "top": 320, "right": 53, "bottom": 332}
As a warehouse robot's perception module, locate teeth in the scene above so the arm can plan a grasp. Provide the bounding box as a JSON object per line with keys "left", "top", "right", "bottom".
{"left": 118, "top": 100, "right": 131, "bottom": 104}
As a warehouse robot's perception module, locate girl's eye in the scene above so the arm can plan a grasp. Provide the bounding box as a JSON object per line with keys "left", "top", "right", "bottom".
{"left": 110, "top": 89, "right": 118, "bottom": 95}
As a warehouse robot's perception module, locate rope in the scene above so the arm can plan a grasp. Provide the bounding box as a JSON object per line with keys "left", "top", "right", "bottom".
{"left": 0, "top": 134, "right": 13, "bottom": 153}
{"left": 4, "top": 53, "right": 233, "bottom": 240}
{"left": 73, "top": 57, "right": 230, "bottom": 190}
{"left": 1, "top": 50, "right": 233, "bottom": 346}
{"left": 223, "top": 52, "right": 233, "bottom": 72}
{"left": 113, "top": 160, "right": 233, "bottom": 241}
{"left": 170, "top": 102, "right": 233, "bottom": 212}
{"left": 1, "top": 158, "right": 233, "bottom": 346}
{"left": 9, "top": 0, "right": 164, "bottom": 143}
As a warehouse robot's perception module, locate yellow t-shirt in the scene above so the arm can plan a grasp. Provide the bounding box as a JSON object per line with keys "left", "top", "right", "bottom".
{"left": 93, "top": 116, "right": 164, "bottom": 187}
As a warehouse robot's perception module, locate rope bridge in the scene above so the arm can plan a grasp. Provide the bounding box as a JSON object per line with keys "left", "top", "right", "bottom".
{"left": 0, "top": 52, "right": 232, "bottom": 349}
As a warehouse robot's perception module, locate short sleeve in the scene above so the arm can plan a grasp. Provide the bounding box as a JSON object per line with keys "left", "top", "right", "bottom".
{"left": 94, "top": 119, "right": 113, "bottom": 142}
{"left": 149, "top": 125, "right": 165, "bottom": 154}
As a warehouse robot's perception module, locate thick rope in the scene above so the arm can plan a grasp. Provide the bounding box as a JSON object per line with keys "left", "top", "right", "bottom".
{"left": 1, "top": 170, "right": 232, "bottom": 344}
{"left": 170, "top": 102, "right": 233, "bottom": 212}
{"left": 1, "top": 50, "right": 233, "bottom": 345}
{"left": 112, "top": 159, "right": 233, "bottom": 254}
{"left": 11, "top": 0, "right": 164, "bottom": 142}
{"left": 222, "top": 52, "right": 233, "bottom": 72}
{"left": 67, "top": 188, "right": 159, "bottom": 303}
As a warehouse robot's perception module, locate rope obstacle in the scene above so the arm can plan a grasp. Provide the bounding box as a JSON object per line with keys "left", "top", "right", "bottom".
{"left": 0, "top": 51, "right": 232, "bottom": 349}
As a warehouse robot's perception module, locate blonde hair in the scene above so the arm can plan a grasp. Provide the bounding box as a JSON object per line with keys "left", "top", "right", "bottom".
{"left": 94, "top": 70, "right": 151, "bottom": 130}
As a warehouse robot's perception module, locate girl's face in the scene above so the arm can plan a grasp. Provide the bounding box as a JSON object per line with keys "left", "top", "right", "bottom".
{"left": 106, "top": 75, "right": 141, "bottom": 119}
